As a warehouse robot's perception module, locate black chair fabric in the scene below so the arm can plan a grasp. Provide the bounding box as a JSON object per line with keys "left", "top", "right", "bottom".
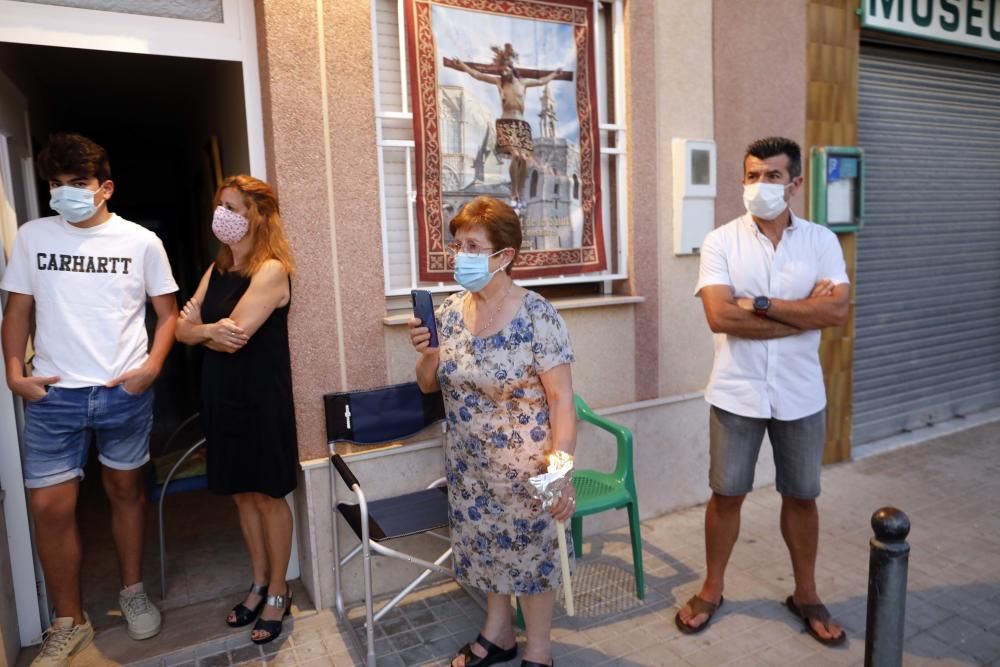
{"left": 325, "top": 382, "right": 445, "bottom": 445}
{"left": 336, "top": 486, "right": 449, "bottom": 542}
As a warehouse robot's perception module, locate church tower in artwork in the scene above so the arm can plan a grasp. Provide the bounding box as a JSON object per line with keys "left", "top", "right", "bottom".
{"left": 539, "top": 83, "right": 557, "bottom": 139}
{"left": 519, "top": 84, "right": 579, "bottom": 251}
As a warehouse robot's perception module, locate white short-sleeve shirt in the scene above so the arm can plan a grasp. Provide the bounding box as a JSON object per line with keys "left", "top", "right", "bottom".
{"left": 694, "top": 212, "right": 849, "bottom": 420}
{"left": 0, "top": 214, "right": 179, "bottom": 388}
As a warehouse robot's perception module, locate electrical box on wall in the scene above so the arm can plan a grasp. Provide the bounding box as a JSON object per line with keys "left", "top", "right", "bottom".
{"left": 809, "top": 146, "right": 864, "bottom": 233}
{"left": 672, "top": 138, "right": 716, "bottom": 255}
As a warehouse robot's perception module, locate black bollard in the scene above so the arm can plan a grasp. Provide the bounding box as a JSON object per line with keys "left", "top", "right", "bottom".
{"left": 864, "top": 507, "right": 911, "bottom": 667}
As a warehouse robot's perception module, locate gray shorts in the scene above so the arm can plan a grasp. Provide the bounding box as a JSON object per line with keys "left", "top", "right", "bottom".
{"left": 709, "top": 406, "right": 826, "bottom": 500}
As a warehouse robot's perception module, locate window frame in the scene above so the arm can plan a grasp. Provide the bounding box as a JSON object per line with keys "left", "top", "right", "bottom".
{"left": 371, "top": 0, "right": 629, "bottom": 297}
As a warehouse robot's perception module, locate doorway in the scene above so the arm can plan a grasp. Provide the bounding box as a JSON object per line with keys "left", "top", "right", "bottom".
{"left": 0, "top": 41, "right": 295, "bottom": 643}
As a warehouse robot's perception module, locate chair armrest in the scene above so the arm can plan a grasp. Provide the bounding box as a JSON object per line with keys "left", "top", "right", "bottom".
{"left": 155, "top": 412, "right": 201, "bottom": 458}
{"left": 155, "top": 438, "right": 207, "bottom": 502}
{"left": 574, "top": 396, "right": 630, "bottom": 438}
{"left": 331, "top": 454, "right": 361, "bottom": 490}
{"left": 574, "top": 395, "right": 634, "bottom": 484}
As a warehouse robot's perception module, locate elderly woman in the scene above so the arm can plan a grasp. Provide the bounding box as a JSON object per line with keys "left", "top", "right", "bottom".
{"left": 408, "top": 196, "right": 577, "bottom": 667}
{"left": 175, "top": 175, "right": 297, "bottom": 645}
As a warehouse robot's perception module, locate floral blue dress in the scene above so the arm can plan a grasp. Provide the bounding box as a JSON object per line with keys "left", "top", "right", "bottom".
{"left": 436, "top": 290, "right": 575, "bottom": 595}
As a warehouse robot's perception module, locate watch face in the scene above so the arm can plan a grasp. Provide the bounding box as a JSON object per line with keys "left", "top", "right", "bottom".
{"left": 754, "top": 296, "right": 770, "bottom": 311}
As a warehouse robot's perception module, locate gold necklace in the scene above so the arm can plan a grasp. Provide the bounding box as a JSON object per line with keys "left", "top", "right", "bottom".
{"left": 471, "top": 281, "right": 514, "bottom": 336}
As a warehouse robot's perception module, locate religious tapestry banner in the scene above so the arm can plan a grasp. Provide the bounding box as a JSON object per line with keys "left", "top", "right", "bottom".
{"left": 404, "top": 0, "right": 607, "bottom": 281}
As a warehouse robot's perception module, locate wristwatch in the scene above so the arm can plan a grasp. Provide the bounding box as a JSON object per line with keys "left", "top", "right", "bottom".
{"left": 753, "top": 296, "right": 771, "bottom": 317}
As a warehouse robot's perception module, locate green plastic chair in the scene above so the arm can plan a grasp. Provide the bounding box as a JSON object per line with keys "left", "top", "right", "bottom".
{"left": 516, "top": 395, "right": 645, "bottom": 626}
{"left": 571, "top": 394, "right": 645, "bottom": 599}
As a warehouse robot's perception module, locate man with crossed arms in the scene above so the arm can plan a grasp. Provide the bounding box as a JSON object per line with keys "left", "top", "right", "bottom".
{"left": 678, "top": 136, "right": 848, "bottom": 647}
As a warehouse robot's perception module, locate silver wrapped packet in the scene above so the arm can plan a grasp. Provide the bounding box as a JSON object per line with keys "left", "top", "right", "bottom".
{"left": 528, "top": 450, "right": 575, "bottom": 509}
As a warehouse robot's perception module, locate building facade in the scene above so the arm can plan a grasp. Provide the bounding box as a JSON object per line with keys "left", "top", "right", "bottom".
{"left": 1, "top": 0, "right": 998, "bottom": 660}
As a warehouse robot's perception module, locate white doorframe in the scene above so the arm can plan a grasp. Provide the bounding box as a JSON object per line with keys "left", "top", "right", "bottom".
{"left": 0, "top": 0, "right": 267, "bottom": 179}
{"left": 0, "top": 317, "right": 39, "bottom": 649}
{"left": 236, "top": 4, "right": 268, "bottom": 179}
{"left": 0, "top": 320, "right": 42, "bottom": 646}
{"left": 0, "top": 131, "right": 44, "bottom": 648}
{"left": 0, "top": 1, "right": 293, "bottom": 646}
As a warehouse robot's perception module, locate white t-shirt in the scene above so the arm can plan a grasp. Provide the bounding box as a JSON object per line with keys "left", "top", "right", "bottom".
{"left": 694, "top": 212, "right": 849, "bottom": 420}
{"left": 0, "top": 214, "right": 178, "bottom": 388}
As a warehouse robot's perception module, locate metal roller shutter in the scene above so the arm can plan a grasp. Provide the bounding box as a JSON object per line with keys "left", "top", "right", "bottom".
{"left": 854, "top": 45, "right": 1000, "bottom": 445}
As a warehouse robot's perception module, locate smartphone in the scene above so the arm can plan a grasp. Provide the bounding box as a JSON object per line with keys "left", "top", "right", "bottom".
{"left": 410, "top": 289, "right": 439, "bottom": 348}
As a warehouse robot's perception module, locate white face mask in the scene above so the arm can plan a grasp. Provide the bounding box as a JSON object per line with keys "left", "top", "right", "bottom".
{"left": 743, "top": 182, "right": 790, "bottom": 220}
{"left": 50, "top": 185, "right": 105, "bottom": 224}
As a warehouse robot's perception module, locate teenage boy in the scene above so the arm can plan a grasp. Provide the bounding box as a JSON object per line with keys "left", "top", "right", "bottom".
{"left": 1, "top": 133, "right": 178, "bottom": 666}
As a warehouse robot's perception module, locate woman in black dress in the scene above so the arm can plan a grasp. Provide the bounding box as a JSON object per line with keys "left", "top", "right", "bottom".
{"left": 175, "top": 175, "right": 297, "bottom": 644}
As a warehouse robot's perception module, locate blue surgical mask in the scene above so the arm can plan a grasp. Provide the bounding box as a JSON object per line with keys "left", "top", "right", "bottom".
{"left": 454, "top": 250, "right": 509, "bottom": 292}
{"left": 50, "top": 185, "right": 105, "bottom": 224}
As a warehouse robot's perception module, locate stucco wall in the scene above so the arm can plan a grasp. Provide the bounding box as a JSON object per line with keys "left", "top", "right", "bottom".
{"left": 654, "top": 0, "right": 717, "bottom": 398}
{"left": 256, "top": 0, "right": 802, "bottom": 608}
{"left": 255, "top": 0, "right": 714, "bottom": 464}
{"left": 713, "top": 0, "right": 808, "bottom": 225}
{"left": 625, "top": 0, "right": 661, "bottom": 401}
{"left": 255, "top": 0, "right": 388, "bottom": 464}
{"left": 384, "top": 304, "right": 638, "bottom": 408}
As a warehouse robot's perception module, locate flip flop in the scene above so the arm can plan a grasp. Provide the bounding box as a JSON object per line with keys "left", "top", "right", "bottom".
{"left": 785, "top": 596, "right": 847, "bottom": 647}
{"left": 674, "top": 595, "right": 724, "bottom": 635}
{"left": 452, "top": 633, "right": 517, "bottom": 666}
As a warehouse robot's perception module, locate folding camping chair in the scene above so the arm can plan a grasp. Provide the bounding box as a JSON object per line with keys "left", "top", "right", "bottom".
{"left": 325, "top": 381, "right": 474, "bottom": 667}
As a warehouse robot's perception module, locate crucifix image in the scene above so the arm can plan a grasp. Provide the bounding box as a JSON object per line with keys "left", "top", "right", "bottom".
{"left": 443, "top": 43, "right": 573, "bottom": 205}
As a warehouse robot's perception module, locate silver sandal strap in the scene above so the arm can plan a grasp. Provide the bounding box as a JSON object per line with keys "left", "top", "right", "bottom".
{"left": 266, "top": 594, "right": 290, "bottom": 609}
{"left": 249, "top": 582, "right": 268, "bottom": 596}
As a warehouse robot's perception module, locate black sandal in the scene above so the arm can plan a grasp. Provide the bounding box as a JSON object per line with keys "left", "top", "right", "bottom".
{"left": 250, "top": 588, "right": 292, "bottom": 645}
{"left": 785, "top": 596, "right": 847, "bottom": 647}
{"left": 226, "top": 582, "right": 267, "bottom": 628}
{"left": 521, "top": 661, "right": 553, "bottom": 667}
{"left": 452, "top": 633, "right": 517, "bottom": 666}
{"left": 674, "top": 595, "right": 724, "bottom": 635}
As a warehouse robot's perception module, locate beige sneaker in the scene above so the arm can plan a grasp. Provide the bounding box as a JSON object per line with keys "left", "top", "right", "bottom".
{"left": 119, "top": 582, "right": 162, "bottom": 640}
{"left": 30, "top": 615, "right": 94, "bottom": 666}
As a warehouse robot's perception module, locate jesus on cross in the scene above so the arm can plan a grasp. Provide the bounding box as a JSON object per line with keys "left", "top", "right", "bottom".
{"left": 443, "top": 43, "right": 572, "bottom": 205}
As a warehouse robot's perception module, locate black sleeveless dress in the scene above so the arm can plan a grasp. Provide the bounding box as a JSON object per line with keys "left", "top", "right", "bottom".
{"left": 200, "top": 269, "right": 298, "bottom": 498}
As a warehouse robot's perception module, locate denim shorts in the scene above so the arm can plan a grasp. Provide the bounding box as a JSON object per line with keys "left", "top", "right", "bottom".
{"left": 22, "top": 385, "right": 154, "bottom": 489}
{"left": 708, "top": 405, "right": 826, "bottom": 500}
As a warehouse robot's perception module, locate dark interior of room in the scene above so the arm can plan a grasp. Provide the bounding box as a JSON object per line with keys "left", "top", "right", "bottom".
{"left": 0, "top": 41, "right": 255, "bottom": 630}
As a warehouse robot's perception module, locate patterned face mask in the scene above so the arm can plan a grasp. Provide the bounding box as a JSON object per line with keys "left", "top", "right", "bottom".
{"left": 212, "top": 206, "right": 249, "bottom": 245}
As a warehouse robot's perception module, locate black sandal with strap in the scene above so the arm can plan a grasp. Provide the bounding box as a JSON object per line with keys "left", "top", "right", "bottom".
{"left": 452, "top": 633, "right": 517, "bottom": 666}
{"left": 674, "top": 594, "right": 724, "bottom": 635}
{"left": 250, "top": 588, "right": 292, "bottom": 645}
{"left": 226, "top": 582, "right": 268, "bottom": 628}
{"left": 785, "top": 596, "right": 847, "bottom": 647}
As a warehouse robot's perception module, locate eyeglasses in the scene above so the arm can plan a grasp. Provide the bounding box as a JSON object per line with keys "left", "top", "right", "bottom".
{"left": 445, "top": 241, "right": 495, "bottom": 257}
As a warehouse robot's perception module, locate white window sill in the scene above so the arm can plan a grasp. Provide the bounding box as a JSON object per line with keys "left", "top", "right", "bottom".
{"left": 382, "top": 293, "right": 645, "bottom": 326}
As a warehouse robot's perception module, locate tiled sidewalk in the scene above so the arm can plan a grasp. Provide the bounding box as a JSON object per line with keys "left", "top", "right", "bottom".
{"left": 85, "top": 420, "right": 1000, "bottom": 665}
